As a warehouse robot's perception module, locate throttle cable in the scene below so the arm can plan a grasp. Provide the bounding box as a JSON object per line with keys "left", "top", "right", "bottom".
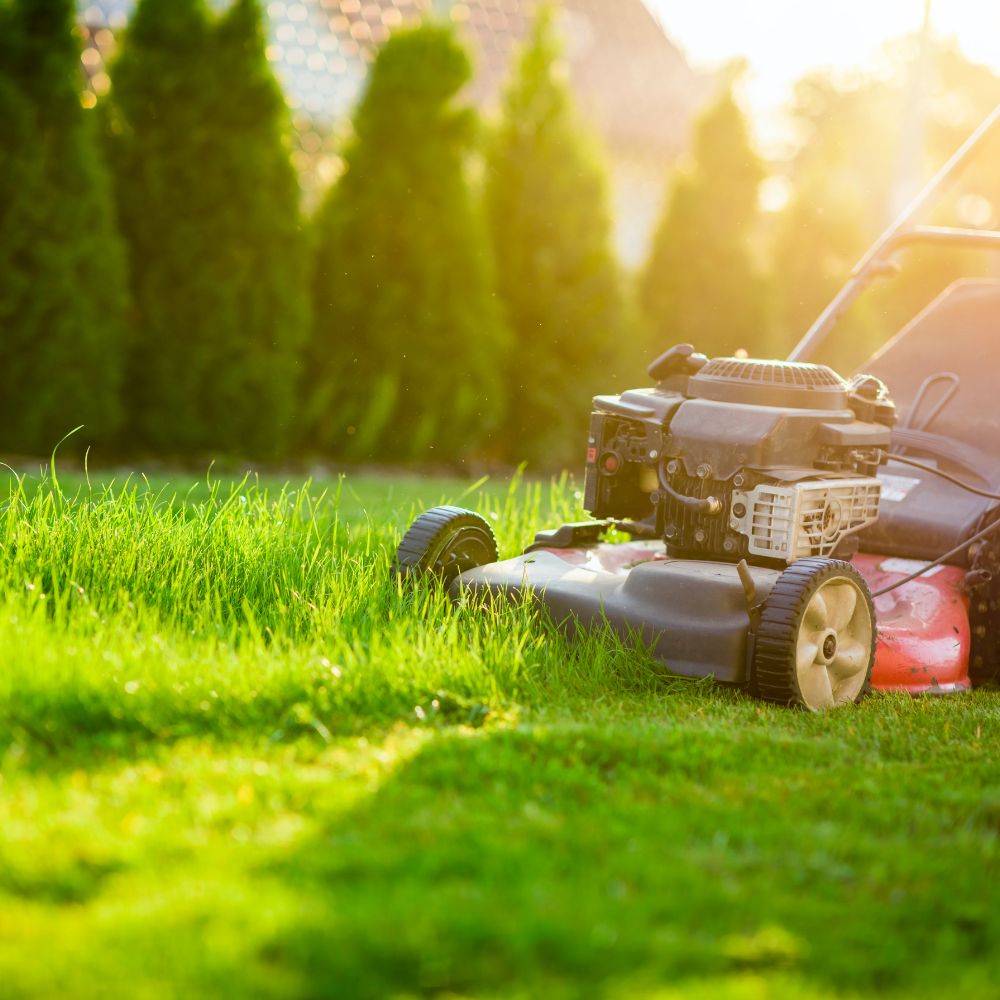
{"left": 885, "top": 452, "right": 1000, "bottom": 502}
{"left": 871, "top": 452, "right": 1000, "bottom": 596}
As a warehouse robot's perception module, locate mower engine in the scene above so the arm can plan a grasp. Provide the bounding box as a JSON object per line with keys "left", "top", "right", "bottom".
{"left": 584, "top": 345, "right": 896, "bottom": 567}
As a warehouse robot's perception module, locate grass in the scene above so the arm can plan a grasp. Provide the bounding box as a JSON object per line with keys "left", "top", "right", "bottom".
{"left": 0, "top": 466, "right": 997, "bottom": 999}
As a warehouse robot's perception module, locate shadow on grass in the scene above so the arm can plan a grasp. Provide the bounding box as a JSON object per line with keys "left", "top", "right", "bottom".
{"left": 1, "top": 695, "right": 998, "bottom": 998}
{"left": 249, "top": 717, "right": 1000, "bottom": 1000}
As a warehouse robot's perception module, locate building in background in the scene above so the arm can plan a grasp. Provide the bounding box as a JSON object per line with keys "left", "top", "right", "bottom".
{"left": 78, "top": 0, "right": 709, "bottom": 265}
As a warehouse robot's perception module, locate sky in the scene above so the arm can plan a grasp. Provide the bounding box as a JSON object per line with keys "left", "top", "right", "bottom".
{"left": 645, "top": 0, "right": 1000, "bottom": 149}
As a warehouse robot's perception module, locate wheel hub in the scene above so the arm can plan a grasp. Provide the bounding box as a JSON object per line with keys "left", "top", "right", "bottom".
{"left": 820, "top": 631, "right": 838, "bottom": 662}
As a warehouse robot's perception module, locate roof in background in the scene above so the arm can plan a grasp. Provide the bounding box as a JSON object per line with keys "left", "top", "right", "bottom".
{"left": 78, "top": 0, "right": 707, "bottom": 153}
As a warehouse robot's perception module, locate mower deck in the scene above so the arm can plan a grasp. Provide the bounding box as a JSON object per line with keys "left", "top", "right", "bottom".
{"left": 452, "top": 542, "right": 970, "bottom": 694}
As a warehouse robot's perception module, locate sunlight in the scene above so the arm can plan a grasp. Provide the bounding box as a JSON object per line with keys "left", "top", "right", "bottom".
{"left": 647, "top": 0, "right": 1000, "bottom": 145}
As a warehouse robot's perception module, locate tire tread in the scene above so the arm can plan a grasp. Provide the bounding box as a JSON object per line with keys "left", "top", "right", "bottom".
{"left": 393, "top": 505, "right": 498, "bottom": 580}
{"left": 750, "top": 557, "right": 876, "bottom": 708}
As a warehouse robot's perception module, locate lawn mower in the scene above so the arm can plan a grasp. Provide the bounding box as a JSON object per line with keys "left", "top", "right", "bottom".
{"left": 395, "top": 104, "right": 1000, "bottom": 710}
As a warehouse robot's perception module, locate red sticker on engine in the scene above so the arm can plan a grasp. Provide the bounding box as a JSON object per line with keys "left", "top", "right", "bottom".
{"left": 586, "top": 447, "right": 597, "bottom": 463}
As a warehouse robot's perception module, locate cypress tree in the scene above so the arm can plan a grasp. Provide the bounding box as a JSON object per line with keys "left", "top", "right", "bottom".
{"left": 108, "top": 0, "right": 308, "bottom": 457}
{"left": 0, "top": 0, "right": 128, "bottom": 454}
{"left": 484, "top": 7, "right": 627, "bottom": 466}
{"left": 639, "top": 88, "right": 771, "bottom": 359}
{"left": 307, "top": 23, "right": 508, "bottom": 463}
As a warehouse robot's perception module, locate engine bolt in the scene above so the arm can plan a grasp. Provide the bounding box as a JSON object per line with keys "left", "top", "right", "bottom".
{"left": 733, "top": 502, "right": 747, "bottom": 518}
{"left": 667, "top": 460, "right": 679, "bottom": 474}
{"left": 733, "top": 474, "right": 745, "bottom": 487}
{"left": 723, "top": 538, "right": 736, "bottom": 552}
{"left": 694, "top": 529, "right": 706, "bottom": 543}
{"left": 696, "top": 463, "right": 711, "bottom": 479}
{"left": 664, "top": 523, "right": 677, "bottom": 538}
{"left": 649, "top": 449, "right": 659, "bottom": 459}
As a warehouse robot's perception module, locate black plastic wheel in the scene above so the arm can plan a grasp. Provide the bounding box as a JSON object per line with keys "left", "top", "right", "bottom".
{"left": 392, "top": 505, "right": 498, "bottom": 584}
{"left": 750, "top": 557, "right": 876, "bottom": 711}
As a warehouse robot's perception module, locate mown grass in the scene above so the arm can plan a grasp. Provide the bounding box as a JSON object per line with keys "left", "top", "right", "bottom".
{"left": 0, "top": 467, "right": 997, "bottom": 999}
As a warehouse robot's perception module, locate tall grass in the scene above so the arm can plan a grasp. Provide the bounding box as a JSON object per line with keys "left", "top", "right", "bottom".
{"left": 0, "top": 469, "right": 664, "bottom": 752}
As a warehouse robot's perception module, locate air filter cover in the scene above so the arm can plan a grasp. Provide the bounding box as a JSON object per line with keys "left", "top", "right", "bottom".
{"left": 688, "top": 357, "right": 850, "bottom": 410}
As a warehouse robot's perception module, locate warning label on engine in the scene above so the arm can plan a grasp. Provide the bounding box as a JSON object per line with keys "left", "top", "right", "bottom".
{"left": 878, "top": 472, "right": 921, "bottom": 502}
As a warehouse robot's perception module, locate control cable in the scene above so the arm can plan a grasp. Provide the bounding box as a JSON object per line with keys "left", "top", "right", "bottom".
{"left": 872, "top": 452, "right": 1000, "bottom": 596}
{"left": 885, "top": 452, "right": 1000, "bottom": 502}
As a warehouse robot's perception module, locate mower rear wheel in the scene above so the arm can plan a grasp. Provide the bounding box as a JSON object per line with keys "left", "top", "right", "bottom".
{"left": 751, "top": 558, "right": 876, "bottom": 711}
{"left": 393, "top": 506, "right": 498, "bottom": 585}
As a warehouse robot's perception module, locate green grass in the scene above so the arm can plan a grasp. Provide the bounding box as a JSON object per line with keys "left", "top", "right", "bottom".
{"left": 0, "top": 467, "right": 997, "bottom": 999}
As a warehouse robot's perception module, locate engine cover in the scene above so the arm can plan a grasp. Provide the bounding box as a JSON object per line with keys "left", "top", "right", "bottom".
{"left": 584, "top": 349, "right": 895, "bottom": 567}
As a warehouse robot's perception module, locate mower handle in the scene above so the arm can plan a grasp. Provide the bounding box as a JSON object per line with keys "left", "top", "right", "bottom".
{"left": 788, "top": 102, "right": 1000, "bottom": 363}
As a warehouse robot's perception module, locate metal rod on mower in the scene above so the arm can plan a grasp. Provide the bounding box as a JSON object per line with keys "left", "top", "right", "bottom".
{"left": 788, "top": 102, "right": 1000, "bottom": 362}
{"left": 890, "top": 226, "right": 1000, "bottom": 252}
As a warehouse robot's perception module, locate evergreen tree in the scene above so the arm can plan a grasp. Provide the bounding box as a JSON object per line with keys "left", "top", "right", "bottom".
{"left": 485, "top": 7, "right": 628, "bottom": 466}
{"left": 307, "top": 23, "right": 507, "bottom": 462}
{"left": 639, "top": 88, "right": 771, "bottom": 359}
{"left": 108, "top": 0, "right": 308, "bottom": 456}
{"left": 0, "top": 0, "right": 128, "bottom": 454}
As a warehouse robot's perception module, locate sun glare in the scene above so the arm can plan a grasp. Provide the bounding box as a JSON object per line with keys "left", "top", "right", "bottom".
{"left": 647, "top": 0, "right": 1000, "bottom": 145}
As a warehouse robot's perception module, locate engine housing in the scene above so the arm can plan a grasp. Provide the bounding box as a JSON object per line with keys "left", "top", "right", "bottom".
{"left": 583, "top": 347, "right": 895, "bottom": 567}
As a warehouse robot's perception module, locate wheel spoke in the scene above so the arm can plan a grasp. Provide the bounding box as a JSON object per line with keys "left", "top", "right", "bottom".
{"left": 804, "top": 592, "right": 828, "bottom": 629}
{"left": 796, "top": 636, "right": 819, "bottom": 673}
{"left": 798, "top": 663, "right": 835, "bottom": 710}
{"left": 825, "top": 583, "right": 858, "bottom": 631}
{"left": 829, "top": 640, "right": 867, "bottom": 679}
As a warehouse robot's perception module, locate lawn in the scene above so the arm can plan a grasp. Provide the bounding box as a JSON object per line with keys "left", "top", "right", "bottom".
{"left": 0, "top": 466, "right": 997, "bottom": 999}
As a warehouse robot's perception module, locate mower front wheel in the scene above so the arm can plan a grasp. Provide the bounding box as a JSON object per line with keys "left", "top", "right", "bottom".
{"left": 393, "top": 505, "right": 498, "bottom": 585}
{"left": 751, "top": 558, "right": 876, "bottom": 711}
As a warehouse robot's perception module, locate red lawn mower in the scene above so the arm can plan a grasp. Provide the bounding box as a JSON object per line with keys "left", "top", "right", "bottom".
{"left": 395, "top": 105, "right": 1000, "bottom": 710}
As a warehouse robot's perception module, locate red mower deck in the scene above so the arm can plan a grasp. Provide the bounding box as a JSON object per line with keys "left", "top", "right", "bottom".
{"left": 452, "top": 542, "right": 972, "bottom": 695}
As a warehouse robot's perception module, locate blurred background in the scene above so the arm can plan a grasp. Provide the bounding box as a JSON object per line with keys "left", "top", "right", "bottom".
{"left": 2, "top": 0, "right": 999, "bottom": 469}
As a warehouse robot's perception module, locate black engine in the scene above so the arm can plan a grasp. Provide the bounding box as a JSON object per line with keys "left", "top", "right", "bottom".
{"left": 584, "top": 344, "right": 896, "bottom": 567}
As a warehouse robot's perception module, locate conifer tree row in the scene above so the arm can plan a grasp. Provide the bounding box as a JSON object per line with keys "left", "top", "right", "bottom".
{"left": 0, "top": 0, "right": 129, "bottom": 454}
{"left": 108, "top": 0, "right": 308, "bottom": 456}
{"left": 0, "top": 3, "right": 801, "bottom": 467}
